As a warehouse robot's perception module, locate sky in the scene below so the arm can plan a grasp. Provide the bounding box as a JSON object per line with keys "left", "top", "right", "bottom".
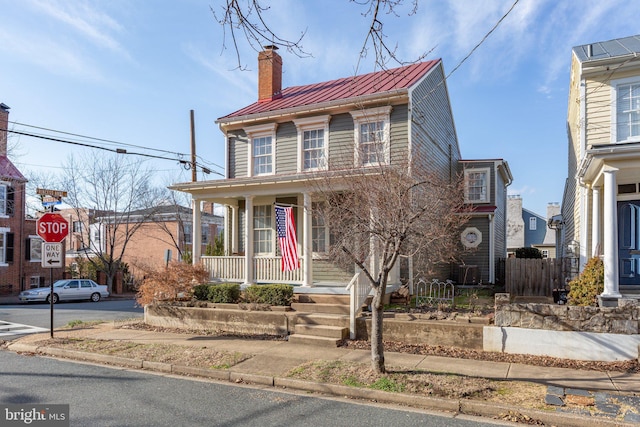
{"left": 1, "top": 0, "right": 639, "bottom": 217}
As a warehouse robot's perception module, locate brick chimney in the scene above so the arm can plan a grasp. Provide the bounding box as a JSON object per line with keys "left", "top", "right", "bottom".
{"left": 0, "top": 103, "right": 9, "bottom": 157}
{"left": 258, "top": 45, "right": 282, "bottom": 103}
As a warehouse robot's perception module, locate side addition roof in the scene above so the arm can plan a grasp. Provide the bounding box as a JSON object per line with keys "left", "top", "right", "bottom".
{"left": 218, "top": 60, "right": 440, "bottom": 123}
{"left": 573, "top": 34, "right": 640, "bottom": 63}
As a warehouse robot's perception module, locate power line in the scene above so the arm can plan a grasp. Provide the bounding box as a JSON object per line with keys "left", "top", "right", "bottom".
{"left": 4, "top": 128, "right": 224, "bottom": 177}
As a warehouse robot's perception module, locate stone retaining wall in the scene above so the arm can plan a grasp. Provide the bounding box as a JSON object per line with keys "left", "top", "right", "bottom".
{"left": 494, "top": 293, "right": 639, "bottom": 334}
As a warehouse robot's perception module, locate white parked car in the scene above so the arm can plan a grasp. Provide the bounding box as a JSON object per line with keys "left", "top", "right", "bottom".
{"left": 19, "top": 279, "right": 110, "bottom": 303}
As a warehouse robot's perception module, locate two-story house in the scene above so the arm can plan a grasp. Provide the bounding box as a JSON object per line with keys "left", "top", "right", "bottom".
{"left": 0, "top": 103, "right": 64, "bottom": 294}
{"left": 171, "top": 47, "right": 511, "bottom": 288}
{"left": 563, "top": 35, "right": 640, "bottom": 302}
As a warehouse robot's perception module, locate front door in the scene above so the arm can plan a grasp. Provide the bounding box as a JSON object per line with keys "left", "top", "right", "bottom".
{"left": 618, "top": 200, "right": 640, "bottom": 288}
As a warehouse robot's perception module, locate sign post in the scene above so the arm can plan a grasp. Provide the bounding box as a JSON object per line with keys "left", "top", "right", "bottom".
{"left": 36, "top": 212, "right": 69, "bottom": 338}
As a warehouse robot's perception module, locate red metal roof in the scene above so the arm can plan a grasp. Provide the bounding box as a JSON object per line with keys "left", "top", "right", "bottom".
{"left": 219, "top": 60, "right": 440, "bottom": 121}
{"left": 0, "top": 156, "right": 26, "bottom": 182}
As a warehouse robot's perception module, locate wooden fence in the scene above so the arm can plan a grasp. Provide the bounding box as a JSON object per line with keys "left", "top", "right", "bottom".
{"left": 504, "top": 258, "right": 568, "bottom": 297}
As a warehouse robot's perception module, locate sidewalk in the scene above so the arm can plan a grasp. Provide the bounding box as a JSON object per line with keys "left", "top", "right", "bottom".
{"left": 5, "top": 322, "right": 640, "bottom": 426}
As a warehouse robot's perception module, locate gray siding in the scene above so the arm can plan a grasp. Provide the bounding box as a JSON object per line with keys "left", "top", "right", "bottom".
{"left": 327, "top": 113, "right": 355, "bottom": 170}
{"left": 410, "top": 62, "right": 460, "bottom": 179}
{"left": 494, "top": 166, "right": 507, "bottom": 259}
{"left": 460, "top": 217, "right": 491, "bottom": 283}
{"left": 228, "top": 130, "right": 248, "bottom": 178}
{"left": 275, "top": 121, "right": 297, "bottom": 174}
{"left": 389, "top": 104, "right": 409, "bottom": 165}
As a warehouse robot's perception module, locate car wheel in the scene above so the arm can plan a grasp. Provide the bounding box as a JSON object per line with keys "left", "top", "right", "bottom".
{"left": 90, "top": 293, "right": 101, "bottom": 302}
{"left": 47, "top": 294, "right": 59, "bottom": 304}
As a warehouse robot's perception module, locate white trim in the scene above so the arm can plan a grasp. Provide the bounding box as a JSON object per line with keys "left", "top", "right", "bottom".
{"left": 293, "top": 115, "right": 330, "bottom": 172}
{"left": 350, "top": 106, "right": 392, "bottom": 167}
{"left": 461, "top": 227, "right": 482, "bottom": 248}
{"left": 611, "top": 76, "right": 640, "bottom": 144}
{"left": 464, "top": 167, "right": 490, "bottom": 204}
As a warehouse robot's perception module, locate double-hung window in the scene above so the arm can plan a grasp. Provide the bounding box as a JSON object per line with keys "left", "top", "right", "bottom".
{"left": 28, "top": 236, "right": 42, "bottom": 262}
{"left": 0, "top": 183, "right": 13, "bottom": 217}
{"left": 294, "top": 116, "right": 330, "bottom": 172}
{"left": 0, "top": 228, "right": 13, "bottom": 265}
{"left": 613, "top": 77, "right": 640, "bottom": 142}
{"left": 245, "top": 123, "right": 277, "bottom": 177}
{"left": 350, "top": 106, "right": 392, "bottom": 167}
{"left": 464, "top": 168, "right": 489, "bottom": 203}
{"left": 253, "top": 205, "right": 272, "bottom": 254}
{"left": 311, "top": 202, "right": 328, "bottom": 254}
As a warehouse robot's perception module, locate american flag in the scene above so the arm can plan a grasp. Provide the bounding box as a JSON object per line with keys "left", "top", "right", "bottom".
{"left": 275, "top": 205, "right": 300, "bottom": 271}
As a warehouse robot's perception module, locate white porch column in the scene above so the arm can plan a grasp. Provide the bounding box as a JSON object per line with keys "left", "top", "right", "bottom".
{"left": 602, "top": 169, "right": 621, "bottom": 298}
{"left": 302, "top": 193, "right": 312, "bottom": 287}
{"left": 591, "top": 186, "right": 601, "bottom": 257}
{"left": 231, "top": 204, "right": 239, "bottom": 255}
{"left": 191, "top": 198, "right": 202, "bottom": 265}
{"left": 488, "top": 214, "right": 495, "bottom": 283}
{"left": 244, "top": 196, "right": 254, "bottom": 285}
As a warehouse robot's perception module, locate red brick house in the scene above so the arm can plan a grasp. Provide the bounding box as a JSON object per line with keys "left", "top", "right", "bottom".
{"left": 0, "top": 103, "right": 64, "bottom": 295}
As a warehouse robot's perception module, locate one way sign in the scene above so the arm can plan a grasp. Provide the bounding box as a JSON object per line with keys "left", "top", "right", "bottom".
{"left": 41, "top": 242, "right": 63, "bottom": 268}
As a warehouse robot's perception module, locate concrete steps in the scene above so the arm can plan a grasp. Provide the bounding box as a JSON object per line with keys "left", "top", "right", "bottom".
{"left": 289, "top": 295, "right": 351, "bottom": 347}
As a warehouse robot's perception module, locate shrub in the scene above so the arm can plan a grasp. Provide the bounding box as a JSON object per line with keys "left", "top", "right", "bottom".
{"left": 192, "top": 284, "right": 210, "bottom": 301}
{"left": 243, "top": 284, "right": 294, "bottom": 306}
{"left": 515, "top": 247, "right": 543, "bottom": 259}
{"left": 208, "top": 283, "right": 241, "bottom": 303}
{"left": 568, "top": 257, "right": 604, "bottom": 306}
{"left": 136, "top": 262, "right": 209, "bottom": 306}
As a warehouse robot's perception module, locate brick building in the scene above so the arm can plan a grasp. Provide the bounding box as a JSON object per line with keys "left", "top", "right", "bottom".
{"left": 0, "top": 103, "right": 64, "bottom": 295}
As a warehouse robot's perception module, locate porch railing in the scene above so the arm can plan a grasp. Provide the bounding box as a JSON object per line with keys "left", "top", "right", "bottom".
{"left": 346, "top": 267, "right": 370, "bottom": 339}
{"left": 200, "top": 256, "right": 303, "bottom": 284}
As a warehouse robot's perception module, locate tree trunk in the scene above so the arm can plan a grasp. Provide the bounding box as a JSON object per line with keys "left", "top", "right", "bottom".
{"left": 370, "top": 286, "right": 386, "bottom": 374}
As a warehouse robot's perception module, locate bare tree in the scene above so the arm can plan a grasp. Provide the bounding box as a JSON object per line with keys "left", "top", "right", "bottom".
{"left": 212, "top": 0, "right": 426, "bottom": 70}
{"left": 312, "top": 153, "right": 471, "bottom": 374}
{"left": 61, "top": 152, "right": 162, "bottom": 293}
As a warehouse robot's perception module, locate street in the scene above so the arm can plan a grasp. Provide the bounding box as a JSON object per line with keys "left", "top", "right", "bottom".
{"left": 0, "top": 351, "right": 511, "bottom": 427}
{"left": 0, "top": 299, "right": 143, "bottom": 339}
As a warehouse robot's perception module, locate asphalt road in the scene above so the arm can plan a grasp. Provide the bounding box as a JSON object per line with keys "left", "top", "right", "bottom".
{"left": 0, "top": 299, "right": 143, "bottom": 339}
{"left": 0, "top": 351, "right": 511, "bottom": 427}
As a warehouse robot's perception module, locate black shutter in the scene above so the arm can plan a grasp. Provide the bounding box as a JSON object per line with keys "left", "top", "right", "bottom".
{"left": 6, "top": 233, "right": 14, "bottom": 263}
{"left": 6, "top": 186, "right": 15, "bottom": 216}
{"left": 25, "top": 238, "right": 31, "bottom": 260}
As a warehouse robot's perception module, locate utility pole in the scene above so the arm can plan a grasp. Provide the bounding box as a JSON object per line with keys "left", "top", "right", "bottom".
{"left": 190, "top": 110, "right": 197, "bottom": 182}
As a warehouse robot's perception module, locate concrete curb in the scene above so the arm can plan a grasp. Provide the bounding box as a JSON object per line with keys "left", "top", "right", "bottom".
{"left": 8, "top": 344, "right": 638, "bottom": 427}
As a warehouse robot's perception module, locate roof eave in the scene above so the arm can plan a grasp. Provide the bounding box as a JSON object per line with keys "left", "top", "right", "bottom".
{"left": 216, "top": 89, "right": 409, "bottom": 129}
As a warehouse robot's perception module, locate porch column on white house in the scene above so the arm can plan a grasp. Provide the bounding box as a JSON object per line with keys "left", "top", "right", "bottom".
{"left": 230, "top": 204, "right": 239, "bottom": 255}
{"left": 302, "top": 193, "right": 312, "bottom": 287}
{"left": 602, "top": 169, "right": 621, "bottom": 298}
{"left": 192, "top": 198, "right": 202, "bottom": 264}
{"left": 244, "top": 196, "right": 254, "bottom": 285}
{"left": 488, "top": 213, "right": 495, "bottom": 283}
{"left": 591, "top": 186, "right": 601, "bottom": 257}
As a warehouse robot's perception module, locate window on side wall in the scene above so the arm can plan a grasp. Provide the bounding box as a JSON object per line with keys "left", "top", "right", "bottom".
{"left": 529, "top": 217, "right": 537, "bottom": 230}
{"left": 464, "top": 168, "right": 489, "bottom": 203}
{"left": 253, "top": 205, "right": 272, "bottom": 254}
{"left": 245, "top": 123, "right": 277, "bottom": 177}
{"left": 350, "top": 106, "right": 392, "bottom": 167}
{"left": 613, "top": 77, "right": 640, "bottom": 142}
{"left": 294, "top": 116, "right": 330, "bottom": 172}
{"left": 0, "top": 230, "right": 13, "bottom": 265}
{"left": 0, "top": 184, "right": 15, "bottom": 217}
{"left": 28, "top": 236, "right": 42, "bottom": 262}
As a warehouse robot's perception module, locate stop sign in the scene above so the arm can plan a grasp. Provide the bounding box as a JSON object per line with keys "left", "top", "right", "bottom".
{"left": 37, "top": 213, "right": 69, "bottom": 243}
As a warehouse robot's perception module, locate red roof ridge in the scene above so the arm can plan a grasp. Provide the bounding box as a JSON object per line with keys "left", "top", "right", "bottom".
{"left": 219, "top": 60, "right": 441, "bottom": 121}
